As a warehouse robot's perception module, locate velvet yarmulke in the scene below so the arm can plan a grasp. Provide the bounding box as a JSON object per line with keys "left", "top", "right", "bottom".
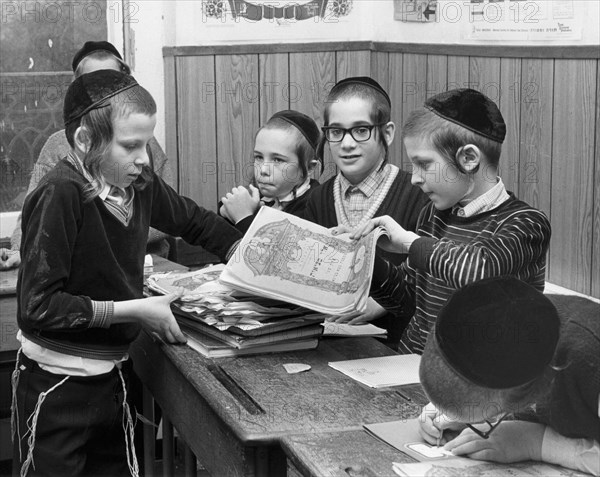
{"left": 425, "top": 88, "right": 506, "bottom": 143}
{"left": 435, "top": 276, "right": 560, "bottom": 389}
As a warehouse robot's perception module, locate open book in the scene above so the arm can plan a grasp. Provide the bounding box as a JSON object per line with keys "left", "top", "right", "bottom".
{"left": 220, "top": 207, "right": 387, "bottom": 315}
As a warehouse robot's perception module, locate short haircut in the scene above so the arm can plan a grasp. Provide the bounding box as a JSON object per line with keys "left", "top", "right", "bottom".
{"left": 67, "top": 84, "right": 156, "bottom": 201}
{"left": 317, "top": 81, "right": 392, "bottom": 165}
{"left": 402, "top": 108, "right": 503, "bottom": 171}
{"left": 74, "top": 50, "right": 131, "bottom": 78}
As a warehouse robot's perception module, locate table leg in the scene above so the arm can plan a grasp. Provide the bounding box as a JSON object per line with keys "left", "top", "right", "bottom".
{"left": 142, "top": 385, "right": 156, "bottom": 477}
{"left": 183, "top": 442, "right": 197, "bottom": 477}
{"left": 162, "top": 416, "right": 174, "bottom": 477}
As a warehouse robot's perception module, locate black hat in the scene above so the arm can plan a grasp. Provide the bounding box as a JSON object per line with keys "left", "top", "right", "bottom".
{"left": 63, "top": 70, "right": 138, "bottom": 126}
{"left": 270, "top": 110, "right": 321, "bottom": 150}
{"left": 435, "top": 276, "right": 560, "bottom": 389}
{"left": 330, "top": 76, "right": 391, "bottom": 107}
{"left": 425, "top": 88, "right": 506, "bottom": 143}
{"left": 72, "top": 41, "right": 124, "bottom": 72}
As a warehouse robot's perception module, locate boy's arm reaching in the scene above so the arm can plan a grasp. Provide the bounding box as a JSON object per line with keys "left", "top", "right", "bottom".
{"left": 409, "top": 209, "right": 551, "bottom": 289}
{"left": 149, "top": 173, "right": 243, "bottom": 262}
{"left": 369, "top": 254, "right": 416, "bottom": 319}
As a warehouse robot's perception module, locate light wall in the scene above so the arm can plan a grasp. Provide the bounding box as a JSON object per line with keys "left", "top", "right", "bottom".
{"left": 374, "top": 0, "right": 599, "bottom": 45}
{"left": 119, "top": 0, "right": 599, "bottom": 162}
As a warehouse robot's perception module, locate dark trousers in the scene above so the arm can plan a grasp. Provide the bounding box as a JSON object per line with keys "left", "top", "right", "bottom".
{"left": 12, "top": 353, "right": 136, "bottom": 477}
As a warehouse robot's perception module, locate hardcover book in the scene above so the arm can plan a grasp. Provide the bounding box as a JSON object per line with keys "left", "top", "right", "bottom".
{"left": 183, "top": 327, "right": 320, "bottom": 358}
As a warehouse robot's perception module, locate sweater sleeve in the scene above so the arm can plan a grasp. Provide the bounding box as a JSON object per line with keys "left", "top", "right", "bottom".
{"left": 149, "top": 174, "right": 243, "bottom": 262}
{"left": 19, "top": 181, "right": 96, "bottom": 331}
{"left": 370, "top": 255, "right": 417, "bottom": 318}
{"left": 408, "top": 209, "right": 551, "bottom": 289}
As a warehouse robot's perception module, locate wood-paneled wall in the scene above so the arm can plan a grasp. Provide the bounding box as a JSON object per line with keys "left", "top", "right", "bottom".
{"left": 164, "top": 42, "right": 600, "bottom": 298}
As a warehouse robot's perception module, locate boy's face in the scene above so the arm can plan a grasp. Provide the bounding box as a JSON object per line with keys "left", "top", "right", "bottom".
{"left": 327, "top": 97, "right": 387, "bottom": 185}
{"left": 253, "top": 128, "right": 303, "bottom": 200}
{"left": 405, "top": 136, "right": 472, "bottom": 210}
{"left": 101, "top": 113, "right": 156, "bottom": 189}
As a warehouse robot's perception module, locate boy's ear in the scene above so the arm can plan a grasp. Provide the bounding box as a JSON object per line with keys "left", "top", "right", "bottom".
{"left": 73, "top": 126, "right": 90, "bottom": 154}
{"left": 382, "top": 121, "right": 396, "bottom": 146}
{"left": 307, "top": 159, "right": 318, "bottom": 173}
{"left": 456, "top": 144, "right": 481, "bottom": 173}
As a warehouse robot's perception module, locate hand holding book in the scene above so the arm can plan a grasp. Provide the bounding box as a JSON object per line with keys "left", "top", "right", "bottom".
{"left": 333, "top": 215, "right": 420, "bottom": 254}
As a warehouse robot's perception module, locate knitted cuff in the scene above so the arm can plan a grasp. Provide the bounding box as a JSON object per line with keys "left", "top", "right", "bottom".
{"left": 91, "top": 300, "right": 115, "bottom": 328}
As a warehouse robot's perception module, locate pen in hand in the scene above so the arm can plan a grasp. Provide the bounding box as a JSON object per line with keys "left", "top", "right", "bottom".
{"left": 437, "top": 429, "right": 443, "bottom": 447}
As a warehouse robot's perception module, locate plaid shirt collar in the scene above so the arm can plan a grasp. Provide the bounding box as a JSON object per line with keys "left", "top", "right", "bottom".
{"left": 67, "top": 152, "right": 126, "bottom": 202}
{"left": 338, "top": 159, "right": 387, "bottom": 199}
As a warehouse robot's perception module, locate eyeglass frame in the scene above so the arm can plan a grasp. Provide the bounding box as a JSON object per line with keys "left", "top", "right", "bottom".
{"left": 321, "top": 123, "right": 386, "bottom": 143}
{"left": 465, "top": 412, "right": 509, "bottom": 439}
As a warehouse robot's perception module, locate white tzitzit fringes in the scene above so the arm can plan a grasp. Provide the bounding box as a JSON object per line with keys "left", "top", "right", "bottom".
{"left": 20, "top": 375, "right": 70, "bottom": 477}
{"left": 11, "top": 348, "right": 23, "bottom": 458}
{"left": 117, "top": 367, "right": 139, "bottom": 477}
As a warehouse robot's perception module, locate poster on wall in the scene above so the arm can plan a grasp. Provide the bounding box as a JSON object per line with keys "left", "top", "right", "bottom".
{"left": 394, "top": 0, "right": 437, "bottom": 22}
{"left": 465, "top": 0, "right": 582, "bottom": 41}
{"left": 202, "top": 0, "right": 353, "bottom": 23}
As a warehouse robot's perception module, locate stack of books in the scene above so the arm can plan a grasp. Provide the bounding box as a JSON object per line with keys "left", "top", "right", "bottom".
{"left": 146, "top": 264, "right": 324, "bottom": 357}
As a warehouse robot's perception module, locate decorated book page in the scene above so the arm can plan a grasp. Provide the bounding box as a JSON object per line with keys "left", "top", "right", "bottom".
{"left": 221, "top": 207, "right": 386, "bottom": 315}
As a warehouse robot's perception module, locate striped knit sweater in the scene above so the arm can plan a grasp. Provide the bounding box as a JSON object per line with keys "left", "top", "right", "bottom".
{"left": 371, "top": 194, "right": 552, "bottom": 354}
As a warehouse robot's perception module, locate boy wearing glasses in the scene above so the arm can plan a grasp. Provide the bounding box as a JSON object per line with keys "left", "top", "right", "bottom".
{"left": 417, "top": 277, "right": 599, "bottom": 475}
{"left": 303, "top": 77, "right": 427, "bottom": 344}
{"left": 347, "top": 89, "right": 551, "bottom": 355}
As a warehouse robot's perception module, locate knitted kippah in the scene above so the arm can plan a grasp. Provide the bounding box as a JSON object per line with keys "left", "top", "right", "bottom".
{"left": 330, "top": 76, "right": 391, "bottom": 107}
{"left": 72, "top": 41, "right": 123, "bottom": 72}
{"left": 435, "top": 276, "right": 560, "bottom": 389}
{"left": 425, "top": 88, "right": 506, "bottom": 143}
{"left": 270, "top": 110, "right": 321, "bottom": 150}
{"left": 63, "top": 70, "right": 138, "bottom": 126}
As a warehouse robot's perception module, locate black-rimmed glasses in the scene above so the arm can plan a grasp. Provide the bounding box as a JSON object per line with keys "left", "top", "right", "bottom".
{"left": 465, "top": 412, "right": 509, "bottom": 439}
{"left": 322, "top": 124, "right": 384, "bottom": 143}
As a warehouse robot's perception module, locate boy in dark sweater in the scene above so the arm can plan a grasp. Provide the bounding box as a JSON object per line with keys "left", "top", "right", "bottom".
{"left": 346, "top": 89, "right": 551, "bottom": 354}
{"left": 418, "top": 277, "right": 599, "bottom": 475}
{"left": 13, "top": 70, "right": 242, "bottom": 476}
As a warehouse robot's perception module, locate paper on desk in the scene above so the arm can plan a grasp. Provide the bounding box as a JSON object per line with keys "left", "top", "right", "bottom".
{"left": 328, "top": 354, "right": 421, "bottom": 388}
{"left": 364, "top": 419, "right": 453, "bottom": 462}
{"left": 322, "top": 322, "right": 387, "bottom": 337}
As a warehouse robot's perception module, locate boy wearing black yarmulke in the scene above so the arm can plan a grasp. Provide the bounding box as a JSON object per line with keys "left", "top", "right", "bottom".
{"left": 418, "top": 277, "right": 599, "bottom": 475}
{"left": 346, "top": 89, "right": 551, "bottom": 354}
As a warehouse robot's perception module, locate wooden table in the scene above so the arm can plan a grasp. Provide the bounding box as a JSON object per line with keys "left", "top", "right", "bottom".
{"left": 282, "top": 429, "right": 419, "bottom": 477}
{"left": 130, "top": 333, "right": 427, "bottom": 477}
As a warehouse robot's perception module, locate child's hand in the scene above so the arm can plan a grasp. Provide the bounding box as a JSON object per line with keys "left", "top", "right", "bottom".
{"left": 135, "top": 292, "right": 187, "bottom": 344}
{"left": 326, "top": 298, "right": 386, "bottom": 325}
{"left": 418, "top": 402, "right": 466, "bottom": 446}
{"left": 444, "top": 421, "right": 545, "bottom": 464}
{"left": 0, "top": 248, "right": 21, "bottom": 270}
{"left": 349, "top": 216, "right": 419, "bottom": 254}
{"left": 330, "top": 225, "right": 352, "bottom": 236}
{"left": 221, "top": 185, "right": 261, "bottom": 223}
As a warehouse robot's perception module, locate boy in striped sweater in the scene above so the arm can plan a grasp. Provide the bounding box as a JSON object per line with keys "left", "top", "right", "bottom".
{"left": 343, "top": 89, "right": 551, "bottom": 354}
